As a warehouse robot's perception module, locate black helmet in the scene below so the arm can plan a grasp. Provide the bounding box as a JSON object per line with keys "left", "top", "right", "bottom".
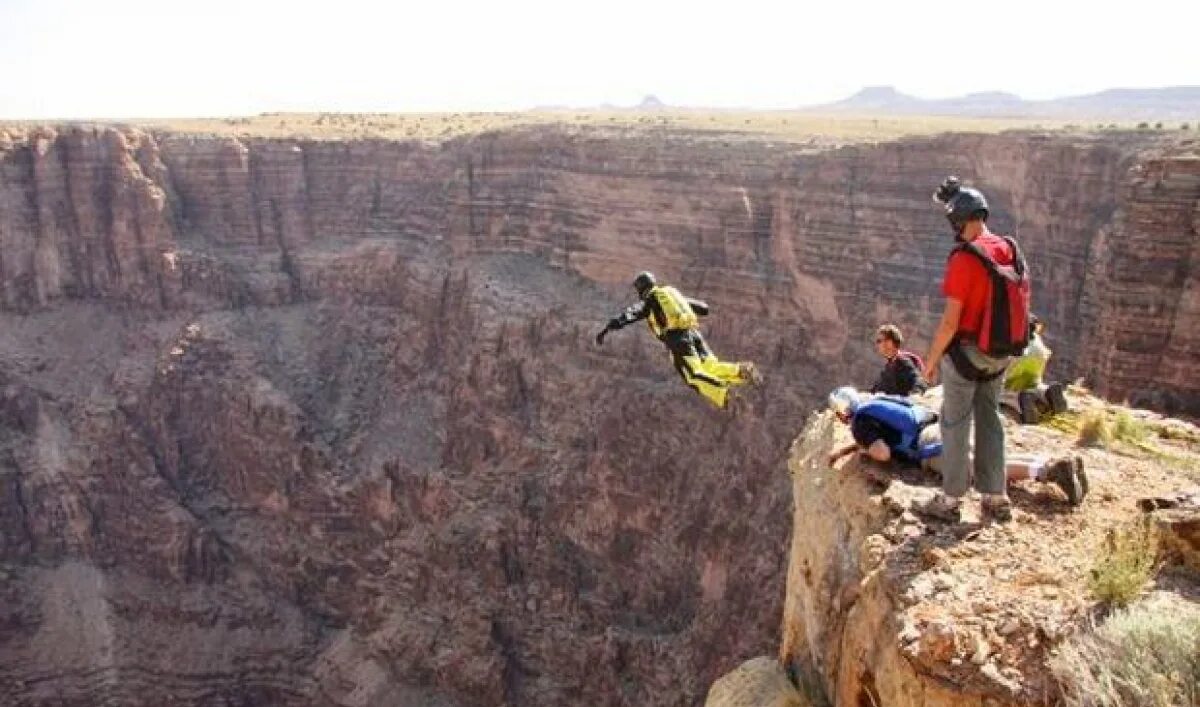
{"left": 633, "top": 271, "right": 656, "bottom": 297}
{"left": 934, "top": 176, "right": 989, "bottom": 232}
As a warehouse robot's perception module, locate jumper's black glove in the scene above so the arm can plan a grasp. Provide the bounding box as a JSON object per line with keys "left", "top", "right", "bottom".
{"left": 595, "top": 319, "right": 620, "bottom": 345}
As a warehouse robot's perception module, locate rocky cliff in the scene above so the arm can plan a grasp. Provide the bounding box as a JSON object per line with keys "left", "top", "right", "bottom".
{"left": 0, "top": 123, "right": 1197, "bottom": 706}
{"left": 764, "top": 391, "right": 1200, "bottom": 707}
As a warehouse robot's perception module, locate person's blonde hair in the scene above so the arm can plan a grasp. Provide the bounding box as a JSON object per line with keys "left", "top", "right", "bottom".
{"left": 877, "top": 324, "right": 903, "bottom": 346}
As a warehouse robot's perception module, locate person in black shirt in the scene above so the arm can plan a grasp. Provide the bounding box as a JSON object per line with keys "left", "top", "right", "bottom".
{"left": 870, "top": 324, "right": 927, "bottom": 396}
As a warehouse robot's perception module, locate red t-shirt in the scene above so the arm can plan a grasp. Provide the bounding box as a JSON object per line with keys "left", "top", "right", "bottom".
{"left": 942, "top": 233, "right": 1015, "bottom": 338}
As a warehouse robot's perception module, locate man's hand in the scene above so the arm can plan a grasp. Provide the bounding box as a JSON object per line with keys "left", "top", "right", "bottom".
{"left": 923, "top": 358, "right": 939, "bottom": 385}
{"left": 595, "top": 326, "right": 610, "bottom": 345}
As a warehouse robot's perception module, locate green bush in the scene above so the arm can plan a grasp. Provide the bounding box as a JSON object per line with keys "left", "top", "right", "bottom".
{"left": 1088, "top": 517, "right": 1159, "bottom": 607}
{"left": 1050, "top": 594, "right": 1200, "bottom": 707}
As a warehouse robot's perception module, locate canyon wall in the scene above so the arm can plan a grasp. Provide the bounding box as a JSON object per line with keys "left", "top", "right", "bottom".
{"left": 2, "top": 126, "right": 1195, "bottom": 407}
{"left": 0, "top": 124, "right": 1196, "bottom": 706}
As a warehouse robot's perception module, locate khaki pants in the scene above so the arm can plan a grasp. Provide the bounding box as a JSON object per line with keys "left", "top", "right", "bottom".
{"left": 940, "top": 351, "right": 1008, "bottom": 497}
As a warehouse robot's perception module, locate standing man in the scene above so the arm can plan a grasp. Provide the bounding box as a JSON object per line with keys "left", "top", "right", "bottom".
{"left": 921, "top": 177, "right": 1032, "bottom": 522}
{"left": 870, "top": 324, "right": 927, "bottom": 396}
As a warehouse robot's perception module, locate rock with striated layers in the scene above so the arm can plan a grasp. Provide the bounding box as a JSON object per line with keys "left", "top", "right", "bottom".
{"left": 2, "top": 125, "right": 1196, "bottom": 408}
{"left": 0, "top": 122, "right": 1198, "bottom": 706}
{"left": 0, "top": 127, "right": 180, "bottom": 309}
{"left": 1081, "top": 153, "right": 1200, "bottom": 415}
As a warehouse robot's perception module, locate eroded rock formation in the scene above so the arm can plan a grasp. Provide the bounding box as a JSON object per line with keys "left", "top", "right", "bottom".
{"left": 0, "top": 124, "right": 1197, "bottom": 706}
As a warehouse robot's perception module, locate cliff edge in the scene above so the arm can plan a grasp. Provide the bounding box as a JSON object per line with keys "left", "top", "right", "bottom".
{"left": 709, "top": 389, "right": 1200, "bottom": 706}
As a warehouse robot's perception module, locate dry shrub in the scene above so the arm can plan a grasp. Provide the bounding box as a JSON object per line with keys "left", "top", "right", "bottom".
{"left": 1088, "top": 517, "right": 1159, "bottom": 607}
{"left": 1111, "top": 410, "right": 1150, "bottom": 444}
{"left": 1051, "top": 594, "right": 1200, "bottom": 707}
{"left": 1078, "top": 409, "right": 1113, "bottom": 447}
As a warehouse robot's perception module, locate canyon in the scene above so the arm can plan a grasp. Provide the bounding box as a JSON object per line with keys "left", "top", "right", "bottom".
{"left": 0, "top": 121, "right": 1197, "bottom": 706}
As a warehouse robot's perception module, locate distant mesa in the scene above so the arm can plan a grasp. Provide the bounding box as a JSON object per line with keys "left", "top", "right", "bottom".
{"left": 818, "top": 85, "right": 1200, "bottom": 120}
{"left": 636, "top": 94, "right": 667, "bottom": 110}
{"left": 834, "top": 86, "right": 922, "bottom": 109}
{"left": 533, "top": 95, "right": 667, "bottom": 112}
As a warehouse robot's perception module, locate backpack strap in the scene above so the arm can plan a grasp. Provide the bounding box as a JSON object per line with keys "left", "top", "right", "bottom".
{"left": 951, "top": 238, "right": 1025, "bottom": 283}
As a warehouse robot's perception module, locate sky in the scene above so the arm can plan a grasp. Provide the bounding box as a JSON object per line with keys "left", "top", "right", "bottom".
{"left": 1, "top": 0, "right": 1197, "bottom": 119}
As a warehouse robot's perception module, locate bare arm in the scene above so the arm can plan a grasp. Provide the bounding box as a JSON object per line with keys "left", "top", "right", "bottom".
{"left": 828, "top": 440, "right": 892, "bottom": 466}
{"left": 827, "top": 443, "right": 860, "bottom": 466}
{"left": 923, "top": 298, "right": 963, "bottom": 384}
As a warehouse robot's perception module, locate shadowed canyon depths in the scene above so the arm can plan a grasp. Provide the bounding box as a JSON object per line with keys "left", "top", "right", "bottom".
{"left": 0, "top": 124, "right": 1197, "bottom": 706}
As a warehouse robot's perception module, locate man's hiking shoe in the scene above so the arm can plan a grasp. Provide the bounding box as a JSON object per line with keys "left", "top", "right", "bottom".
{"left": 1047, "top": 457, "right": 1083, "bottom": 506}
{"left": 916, "top": 493, "right": 962, "bottom": 522}
{"left": 1018, "top": 390, "right": 1040, "bottom": 424}
{"left": 739, "top": 362, "right": 764, "bottom": 386}
{"left": 981, "top": 494, "right": 1014, "bottom": 523}
{"left": 1046, "top": 383, "right": 1069, "bottom": 414}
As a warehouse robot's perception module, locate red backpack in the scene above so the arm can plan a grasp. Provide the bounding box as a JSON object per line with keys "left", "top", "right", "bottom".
{"left": 953, "top": 236, "right": 1031, "bottom": 357}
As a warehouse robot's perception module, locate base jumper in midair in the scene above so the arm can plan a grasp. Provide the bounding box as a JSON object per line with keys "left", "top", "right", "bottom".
{"left": 594, "top": 271, "right": 761, "bottom": 409}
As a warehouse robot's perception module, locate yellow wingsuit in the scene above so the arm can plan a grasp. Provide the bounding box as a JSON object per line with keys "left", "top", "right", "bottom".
{"left": 595, "top": 272, "right": 760, "bottom": 409}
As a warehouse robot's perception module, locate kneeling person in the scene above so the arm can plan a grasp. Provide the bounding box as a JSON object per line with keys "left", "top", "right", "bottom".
{"left": 1003, "top": 315, "right": 1069, "bottom": 424}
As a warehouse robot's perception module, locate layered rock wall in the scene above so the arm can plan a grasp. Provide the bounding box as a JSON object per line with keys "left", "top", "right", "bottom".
{"left": 2, "top": 126, "right": 1194, "bottom": 406}
{"left": 0, "top": 124, "right": 1197, "bottom": 706}
{"left": 1081, "top": 154, "right": 1200, "bottom": 413}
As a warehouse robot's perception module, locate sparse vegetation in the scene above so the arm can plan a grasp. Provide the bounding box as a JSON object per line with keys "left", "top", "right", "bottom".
{"left": 1078, "top": 409, "right": 1114, "bottom": 447}
{"left": 1088, "top": 517, "right": 1159, "bottom": 607}
{"left": 1112, "top": 410, "right": 1150, "bottom": 444}
{"left": 29, "top": 111, "right": 1081, "bottom": 145}
{"left": 1050, "top": 594, "right": 1200, "bottom": 707}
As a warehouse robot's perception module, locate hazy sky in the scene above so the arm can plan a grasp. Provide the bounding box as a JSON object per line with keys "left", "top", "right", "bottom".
{"left": 1, "top": 0, "right": 1197, "bottom": 118}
